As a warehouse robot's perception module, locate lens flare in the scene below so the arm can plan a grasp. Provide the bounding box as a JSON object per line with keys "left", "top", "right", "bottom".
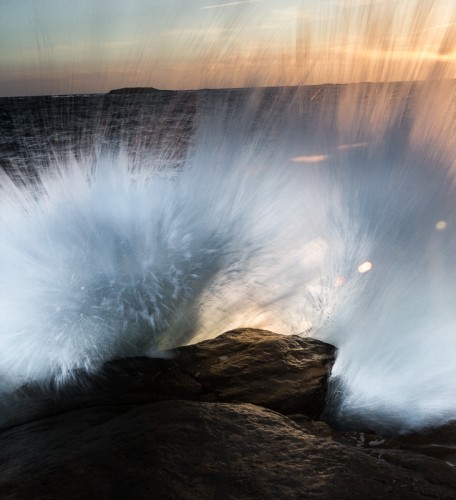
{"left": 357, "top": 261, "right": 373, "bottom": 274}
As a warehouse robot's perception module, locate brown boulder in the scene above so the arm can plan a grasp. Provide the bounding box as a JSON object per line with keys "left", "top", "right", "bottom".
{"left": 1, "top": 401, "right": 456, "bottom": 499}
{"left": 175, "top": 328, "right": 336, "bottom": 416}
{"left": 0, "top": 328, "right": 335, "bottom": 431}
{"left": 0, "top": 328, "right": 455, "bottom": 499}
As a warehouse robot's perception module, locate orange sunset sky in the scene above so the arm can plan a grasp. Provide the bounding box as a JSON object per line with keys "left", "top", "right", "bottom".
{"left": 0, "top": 0, "right": 455, "bottom": 96}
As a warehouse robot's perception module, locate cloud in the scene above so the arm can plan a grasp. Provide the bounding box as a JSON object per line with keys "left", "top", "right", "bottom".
{"left": 289, "top": 155, "right": 329, "bottom": 164}
{"left": 337, "top": 142, "right": 368, "bottom": 151}
{"left": 200, "top": 0, "right": 261, "bottom": 10}
{"left": 163, "top": 27, "right": 228, "bottom": 37}
{"left": 410, "top": 22, "right": 456, "bottom": 36}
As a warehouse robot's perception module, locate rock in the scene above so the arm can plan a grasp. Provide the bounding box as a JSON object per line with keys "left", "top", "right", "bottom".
{"left": 1, "top": 401, "right": 456, "bottom": 499}
{"left": 175, "top": 328, "right": 336, "bottom": 417}
{"left": 0, "top": 328, "right": 455, "bottom": 499}
{"left": 291, "top": 412, "right": 456, "bottom": 467}
{"left": 0, "top": 328, "right": 335, "bottom": 431}
{"left": 386, "top": 421, "right": 456, "bottom": 465}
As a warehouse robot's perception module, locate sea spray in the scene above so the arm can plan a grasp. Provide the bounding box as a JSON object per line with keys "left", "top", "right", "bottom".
{"left": 0, "top": 94, "right": 353, "bottom": 393}
{"left": 321, "top": 80, "right": 456, "bottom": 433}
{"left": 1, "top": 81, "right": 456, "bottom": 435}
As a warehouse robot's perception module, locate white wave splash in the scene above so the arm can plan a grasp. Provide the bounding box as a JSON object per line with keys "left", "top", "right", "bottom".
{"left": 1, "top": 83, "right": 456, "bottom": 434}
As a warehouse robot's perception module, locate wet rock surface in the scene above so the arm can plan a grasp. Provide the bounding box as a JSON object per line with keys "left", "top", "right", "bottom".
{"left": 0, "top": 328, "right": 455, "bottom": 499}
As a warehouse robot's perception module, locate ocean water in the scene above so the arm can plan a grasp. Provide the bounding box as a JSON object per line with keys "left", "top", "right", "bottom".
{"left": 0, "top": 81, "right": 455, "bottom": 434}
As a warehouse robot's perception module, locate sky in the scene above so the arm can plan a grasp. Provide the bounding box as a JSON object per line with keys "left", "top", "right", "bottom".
{"left": 0, "top": 0, "right": 455, "bottom": 96}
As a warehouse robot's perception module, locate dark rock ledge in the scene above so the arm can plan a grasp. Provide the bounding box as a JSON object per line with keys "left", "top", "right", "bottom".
{"left": 0, "top": 328, "right": 455, "bottom": 499}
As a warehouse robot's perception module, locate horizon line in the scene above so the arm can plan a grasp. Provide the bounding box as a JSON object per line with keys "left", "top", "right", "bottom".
{"left": 1, "top": 78, "right": 454, "bottom": 99}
